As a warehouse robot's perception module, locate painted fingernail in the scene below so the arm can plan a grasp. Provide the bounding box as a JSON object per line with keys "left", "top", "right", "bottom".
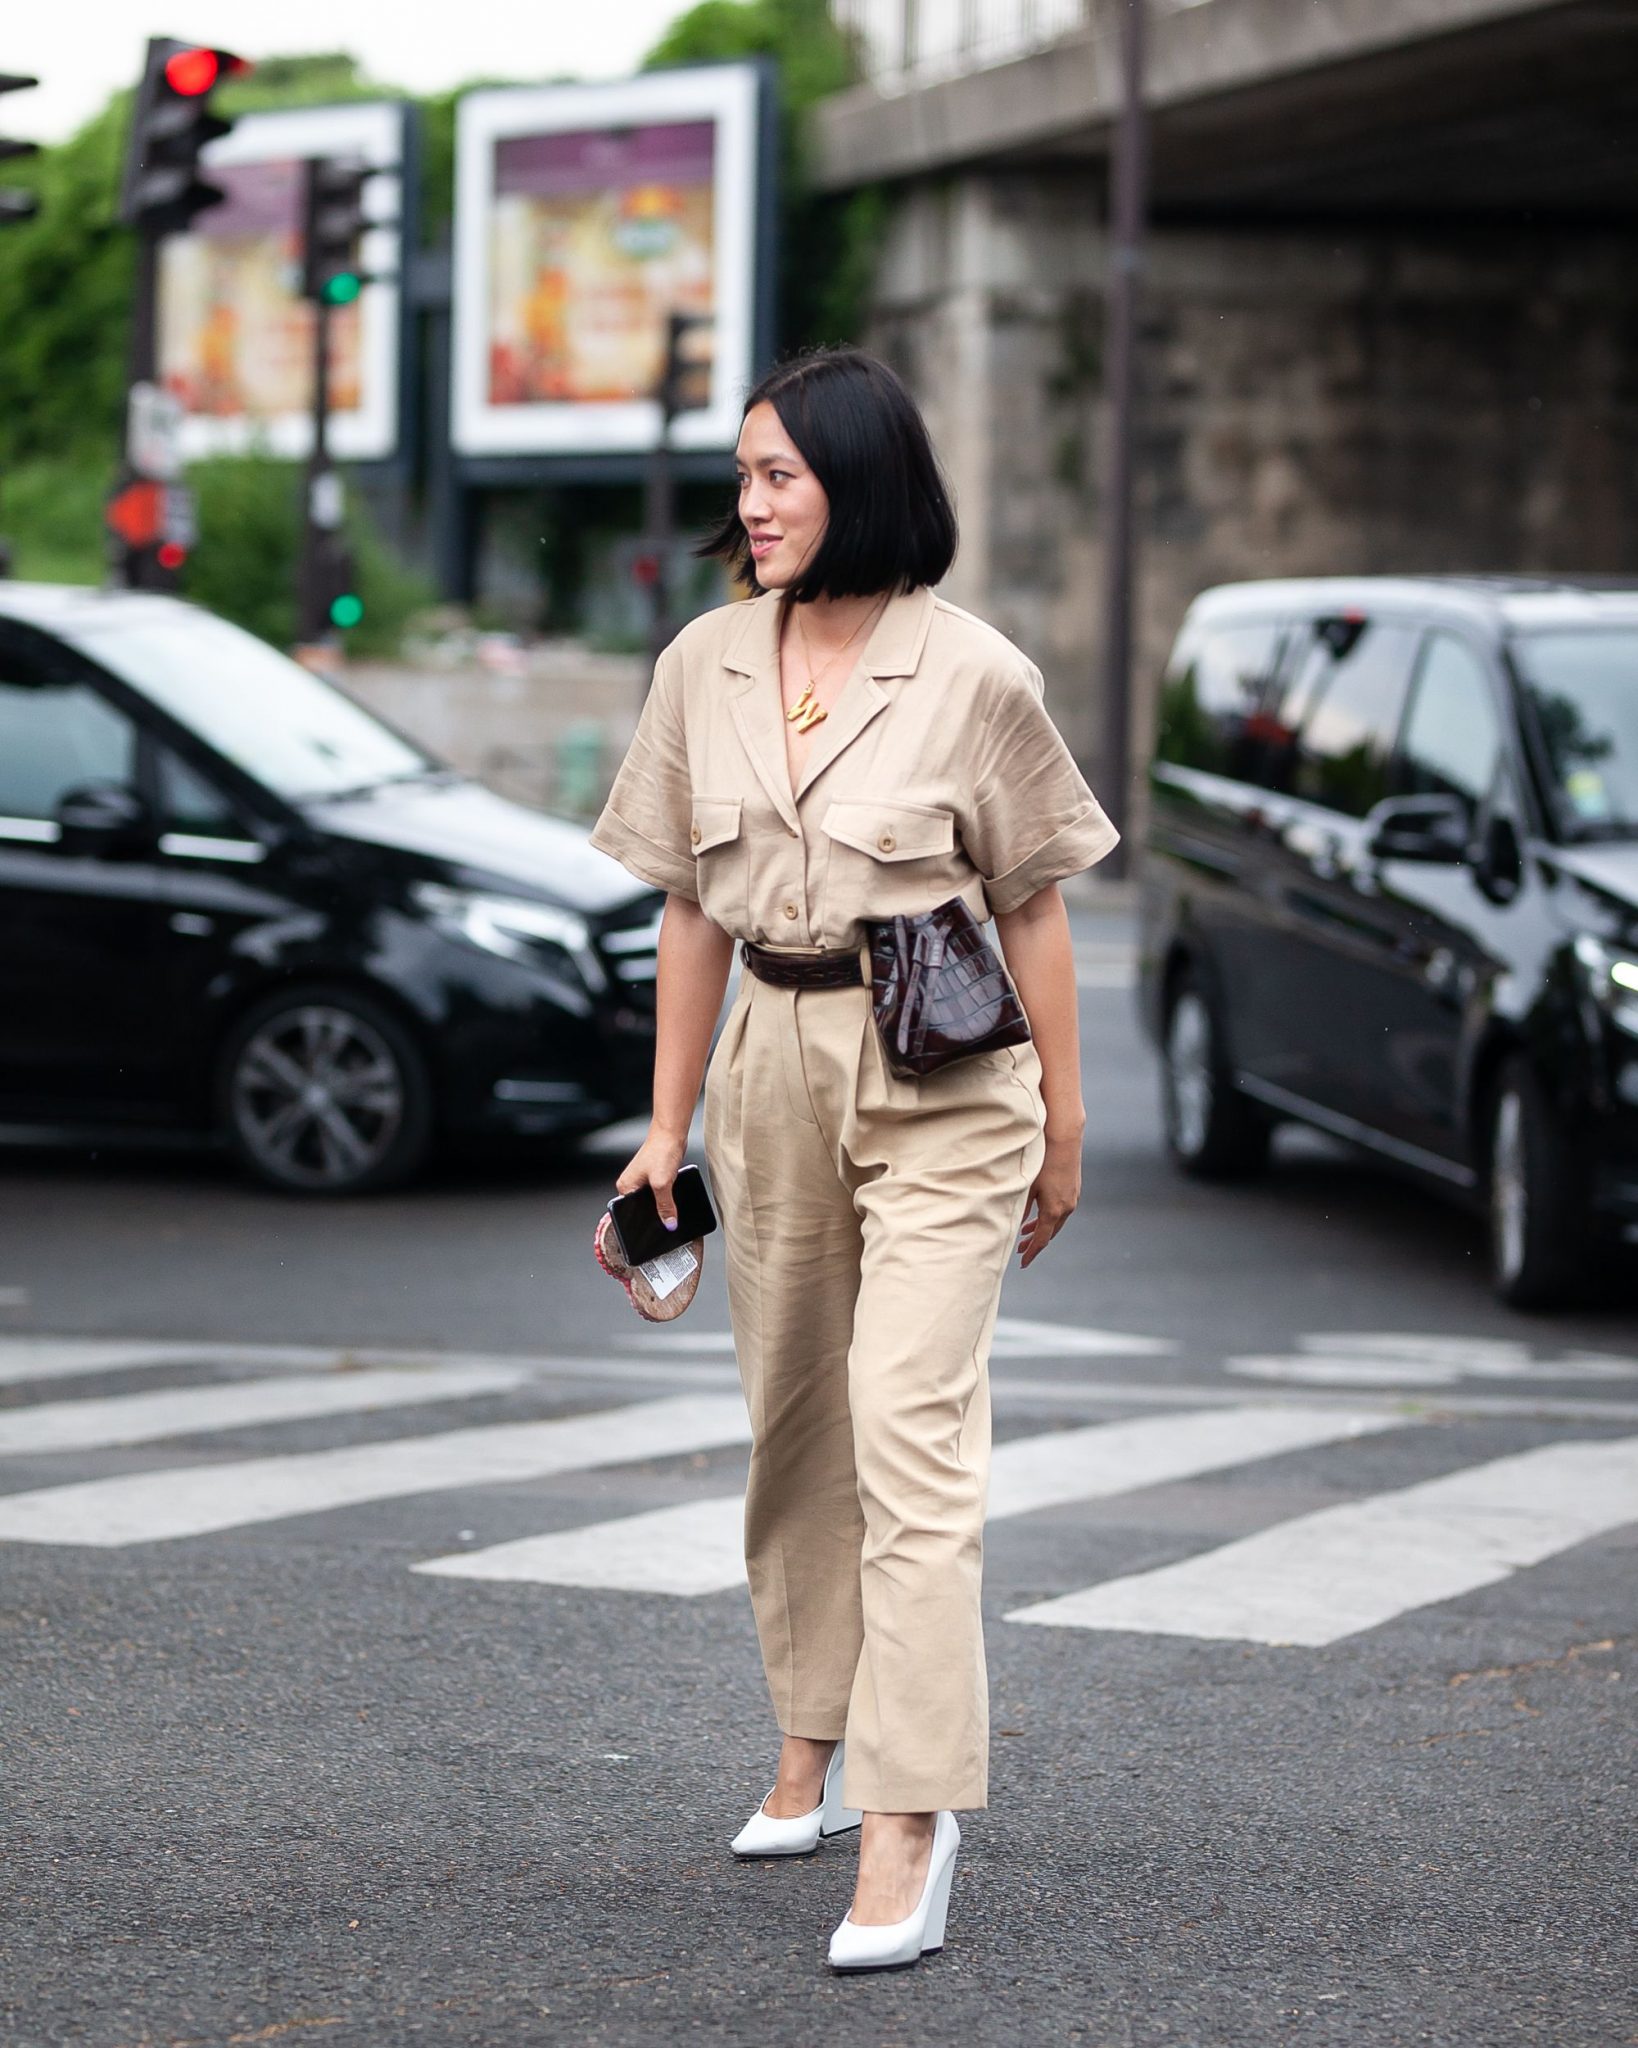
{"left": 664, "top": 1217, "right": 678, "bottom": 1230}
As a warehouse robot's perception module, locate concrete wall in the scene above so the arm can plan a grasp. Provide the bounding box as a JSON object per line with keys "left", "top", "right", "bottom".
{"left": 864, "top": 170, "right": 1638, "bottom": 802}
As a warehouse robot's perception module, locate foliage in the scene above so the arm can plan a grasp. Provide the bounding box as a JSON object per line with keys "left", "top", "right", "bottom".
{"left": 183, "top": 451, "right": 432, "bottom": 656}
{"left": 1, "top": 456, "right": 113, "bottom": 584}
{"left": 643, "top": 0, "right": 884, "bottom": 347}
{"left": 0, "top": 94, "right": 134, "bottom": 467}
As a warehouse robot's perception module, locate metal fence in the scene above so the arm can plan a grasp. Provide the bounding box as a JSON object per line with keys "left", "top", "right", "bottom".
{"left": 830, "top": 0, "right": 1212, "bottom": 92}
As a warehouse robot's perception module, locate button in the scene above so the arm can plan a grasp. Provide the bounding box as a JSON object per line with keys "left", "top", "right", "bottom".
{"left": 783, "top": 902, "right": 798, "bottom": 919}
{"left": 690, "top": 824, "right": 701, "bottom": 845}
{"left": 878, "top": 831, "right": 896, "bottom": 852}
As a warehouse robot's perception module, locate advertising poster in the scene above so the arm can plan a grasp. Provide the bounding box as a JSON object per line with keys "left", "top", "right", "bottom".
{"left": 158, "top": 102, "right": 405, "bottom": 464}
{"left": 452, "top": 67, "right": 764, "bottom": 457}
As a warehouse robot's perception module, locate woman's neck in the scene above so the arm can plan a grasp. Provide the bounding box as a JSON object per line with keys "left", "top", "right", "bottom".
{"left": 785, "top": 589, "right": 892, "bottom": 653}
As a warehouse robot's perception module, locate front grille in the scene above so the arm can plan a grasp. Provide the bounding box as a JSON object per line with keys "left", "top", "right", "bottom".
{"left": 595, "top": 896, "right": 662, "bottom": 1020}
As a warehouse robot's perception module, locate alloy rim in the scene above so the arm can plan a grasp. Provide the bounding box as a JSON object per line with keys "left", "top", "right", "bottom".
{"left": 231, "top": 1004, "right": 405, "bottom": 1190}
{"left": 1491, "top": 1088, "right": 1527, "bottom": 1283}
{"left": 1166, "top": 992, "right": 1214, "bottom": 1158}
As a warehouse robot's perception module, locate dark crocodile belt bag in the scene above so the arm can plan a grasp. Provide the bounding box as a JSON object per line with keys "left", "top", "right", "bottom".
{"left": 867, "top": 895, "right": 1032, "bottom": 1078}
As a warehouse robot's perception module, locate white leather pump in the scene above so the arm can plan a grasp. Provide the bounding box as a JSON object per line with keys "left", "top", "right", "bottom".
{"left": 827, "top": 1809, "right": 960, "bottom": 1972}
{"left": 730, "top": 1740, "right": 862, "bottom": 1858}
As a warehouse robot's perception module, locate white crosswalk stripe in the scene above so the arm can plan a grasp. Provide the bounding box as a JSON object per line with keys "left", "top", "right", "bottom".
{"left": 0, "top": 1365, "right": 527, "bottom": 1457}
{"left": 0, "top": 1393, "right": 751, "bottom": 1546}
{"left": 417, "top": 1404, "right": 1399, "bottom": 1593}
{"left": 1006, "top": 1434, "right": 1638, "bottom": 1645}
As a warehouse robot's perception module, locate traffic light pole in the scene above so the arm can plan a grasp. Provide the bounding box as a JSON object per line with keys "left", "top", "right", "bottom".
{"left": 1097, "top": 0, "right": 1149, "bottom": 879}
{"left": 297, "top": 288, "right": 337, "bottom": 647}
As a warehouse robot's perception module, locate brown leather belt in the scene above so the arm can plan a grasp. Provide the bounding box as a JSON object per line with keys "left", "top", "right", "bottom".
{"left": 740, "top": 941, "right": 864, "bottom": 990}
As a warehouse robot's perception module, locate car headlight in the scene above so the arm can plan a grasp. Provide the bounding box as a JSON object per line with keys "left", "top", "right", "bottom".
{"left": 412, "top": 882, "right": 606, "bottom": 993}
{"left": 1572, "top": 934, "right": 1638, "bottom": 1033}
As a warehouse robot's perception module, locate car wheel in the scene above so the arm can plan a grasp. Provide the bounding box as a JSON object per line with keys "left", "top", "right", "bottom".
{"left": 1487, "top": 1056, "right": 1588, "bottom": 1309}
{"left": 1161, "top": 970, "right": 1271, "bottom": 1179}
{"left": 218, "top": 986, "right": 433, "bottom": 1196}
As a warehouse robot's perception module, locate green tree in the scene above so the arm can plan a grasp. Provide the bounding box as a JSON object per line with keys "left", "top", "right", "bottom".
{"left": 643, "top": 0, "right": 883, "bottom": 348}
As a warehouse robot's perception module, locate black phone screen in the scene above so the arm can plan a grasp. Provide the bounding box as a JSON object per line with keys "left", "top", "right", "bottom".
{"left": 608, "top": 1165, "right": 718, "bottom": 1266}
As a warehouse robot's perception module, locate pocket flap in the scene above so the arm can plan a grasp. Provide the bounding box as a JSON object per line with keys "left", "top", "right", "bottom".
{"left": 821, "top": 800, "right": 955, "bottom": 863}
{"left": 689, "top": 797, "right": 743, "bottom": 855}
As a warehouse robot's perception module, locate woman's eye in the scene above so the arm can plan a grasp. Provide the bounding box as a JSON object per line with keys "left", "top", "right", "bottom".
{"left": 769, "top": 470, "right": 790, "bottom": 485}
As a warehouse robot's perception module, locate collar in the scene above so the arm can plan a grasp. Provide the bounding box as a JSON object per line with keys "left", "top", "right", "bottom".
{"left": 720, "top": 584, "right": 938, "bottom": 682}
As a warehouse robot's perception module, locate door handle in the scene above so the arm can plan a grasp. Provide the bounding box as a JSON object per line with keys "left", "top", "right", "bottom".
{"left": 169, "top": 911, "right": 216, "bottom": 937}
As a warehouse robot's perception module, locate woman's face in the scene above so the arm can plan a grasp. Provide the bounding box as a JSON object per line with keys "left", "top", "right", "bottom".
{"left": 735, "top": 400, "right": 828, "bottom": 592}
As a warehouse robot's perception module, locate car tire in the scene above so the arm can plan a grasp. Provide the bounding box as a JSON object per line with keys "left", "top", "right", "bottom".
{"left": 1161, "top": 969, "right": 1271, "bottom": 1179}
{"left": 217, "top": 985, "right": 434, "bottom": 1197}
{"left": 1486, "top": 1055, "right": 1589, "bottom": 1310}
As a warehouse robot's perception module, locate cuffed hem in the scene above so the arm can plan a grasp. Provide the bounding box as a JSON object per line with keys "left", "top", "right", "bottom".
{"left": 840, "top": 1767, "right": 988, "bottom": 1814}
{"left": 588, "top": 806, "right": 699, "bottom": 899}
{"left": 983, "top": 805, "right": 1121, "bottom": 915}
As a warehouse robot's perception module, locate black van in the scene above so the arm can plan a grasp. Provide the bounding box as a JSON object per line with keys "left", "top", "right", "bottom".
{"left": 1139, "top": 576, "right": 1638, "bottom": 1308}
{"left": 0, "top": 584, "right": 661, "bottom": 1193}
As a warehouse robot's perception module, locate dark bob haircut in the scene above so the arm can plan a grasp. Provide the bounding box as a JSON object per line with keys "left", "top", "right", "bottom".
{"left": 698, "top": 347, "right": 958, "bottom": 603}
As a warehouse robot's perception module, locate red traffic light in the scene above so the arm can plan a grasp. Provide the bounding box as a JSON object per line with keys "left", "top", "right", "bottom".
{"left": 156, "top": 541, "right": 188, "bottom": 571}
{"left": 163, "top": 47, "right": 232, "bottom": 96}
{"left": 106, "top": 479, "right": 164, "bottom": 549}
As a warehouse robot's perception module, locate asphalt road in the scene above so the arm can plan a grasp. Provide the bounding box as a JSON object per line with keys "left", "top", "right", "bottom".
{"left": 2, "top": 909, "right": 1634, "bottom": 2048}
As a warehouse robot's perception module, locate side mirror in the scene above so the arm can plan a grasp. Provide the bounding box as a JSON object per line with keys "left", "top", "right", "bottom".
{"left": 54, "top": 781, "right": 153, "bottom": 856}
{"left": 1365, "top": 793, "right": 1469, "bottom": 865}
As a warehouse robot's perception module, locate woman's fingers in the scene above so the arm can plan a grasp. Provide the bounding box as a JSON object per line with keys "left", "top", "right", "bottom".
{"left": 652, "top": 1172, "right": 679, "bottom": 1228}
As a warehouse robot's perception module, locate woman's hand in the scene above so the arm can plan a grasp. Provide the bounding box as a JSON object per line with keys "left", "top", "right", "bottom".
{"left": 1016, "top": 1126, "right": 1083, "bottom": 1267}
{"left": 616, "top": 1124, "right": 690, "bottom": 1229}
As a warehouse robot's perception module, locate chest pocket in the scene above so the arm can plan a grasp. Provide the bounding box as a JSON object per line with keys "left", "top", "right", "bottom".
{"left": 820, "top": 799, "right": 958, "bottom": 923}
{"left": 689, "top": 797, "right": 746, "bottom": 927}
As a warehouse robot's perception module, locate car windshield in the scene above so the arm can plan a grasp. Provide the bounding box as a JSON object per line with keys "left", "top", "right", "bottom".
{"left": 75, "top": 607, "right": 437, "bottom": 803}
{"left": 1511, "top": 627, "right": 1638, "bottom": 839}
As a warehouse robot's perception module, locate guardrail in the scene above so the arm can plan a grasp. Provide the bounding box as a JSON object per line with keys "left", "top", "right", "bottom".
{"left": 830, "top": 0, "right": 1213, "bottom": 93}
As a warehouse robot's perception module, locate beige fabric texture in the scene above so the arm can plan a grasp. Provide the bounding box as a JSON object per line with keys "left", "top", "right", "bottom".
{"left": 588, "top": 584, "right": 1120, "bottom": 945}
{"left": 590, "top": 584, "right": 1116, "bottom": 1811}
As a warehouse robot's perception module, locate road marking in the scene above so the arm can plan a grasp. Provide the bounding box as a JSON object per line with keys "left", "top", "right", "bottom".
{"left": 1227, "top": 1332, "right": 1638, "bottom": 1389}
{"left": 0, "top": 1365, "right": 528, "bottom": 1458}
{"left": 619, "top": 1317, "right": 1175, "bottom": 1360}
{"left": 417, "top": 1496, "right": 749, "bottom": 1595}
{"left": 1007, "top": 1434, "right": 1638, "bottom": 1646}
{"left": 0, "top": 1393, "right": 752, "bottom": 1547}
{"left": 416, "top": 1403, "right": 1399, "bottom": 1594}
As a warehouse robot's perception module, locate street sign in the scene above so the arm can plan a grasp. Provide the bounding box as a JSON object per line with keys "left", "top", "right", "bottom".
{"left": 163, "top": 484, "right": 196, "bottom": 548}
{"left": 127, "top": 382, "right": 185, "bottom": 480}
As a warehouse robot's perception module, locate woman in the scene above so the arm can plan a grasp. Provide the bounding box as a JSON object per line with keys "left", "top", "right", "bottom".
{"left": 590, "top": 348, "right": 1117, "bottom": 1971}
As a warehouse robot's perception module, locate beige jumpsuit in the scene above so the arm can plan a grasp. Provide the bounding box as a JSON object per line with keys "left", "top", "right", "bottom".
{"left": 590, "top": 585, "right": 1117, "bottom": 1811}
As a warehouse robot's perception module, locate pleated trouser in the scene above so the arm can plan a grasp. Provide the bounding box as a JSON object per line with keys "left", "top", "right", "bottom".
{"left": 703, "top": 958, "right": 1047, "bottom": 1812}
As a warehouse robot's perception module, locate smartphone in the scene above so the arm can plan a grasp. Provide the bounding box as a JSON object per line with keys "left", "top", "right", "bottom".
{"left": 608, "top": 1164, "right": 719, "bottom": 1267}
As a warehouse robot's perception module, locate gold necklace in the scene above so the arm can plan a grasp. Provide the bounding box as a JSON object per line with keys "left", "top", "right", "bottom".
{"left": 786, "top": 600, "right": 887, "bottom": 735}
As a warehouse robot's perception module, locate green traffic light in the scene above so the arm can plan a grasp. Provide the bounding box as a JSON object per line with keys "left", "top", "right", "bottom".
{"left": 329, "top": 593, "right": 364, "bottom": 629}
{"left": 323, "top": 272, "right": 362, "bottom": 306}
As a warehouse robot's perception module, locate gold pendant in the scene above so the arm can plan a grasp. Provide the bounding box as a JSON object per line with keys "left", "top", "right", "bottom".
{"left": 787, "top": 683, "right": 828, "bottom": 733}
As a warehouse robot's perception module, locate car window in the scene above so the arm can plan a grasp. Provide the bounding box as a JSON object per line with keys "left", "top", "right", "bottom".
{"left": 0, "top": 655, "right": 137, "bottom": 825}
{"left": 1511, "top": 628, "right": 1638, "bottom": 839}
{"left": 1277, "top": 621, "right": 1420, "bottom": 817}
{"left": 156, "top": 748, "right": 243, "bottom": 835}
{"left": 1153, "top": 619, "right": 1291, "bottom": 784}
{"left": 72, "top": 608, "right": 432, "bottom": 803}
{"left": 1394, "top": 634, "right": 1502, "bottom": 809}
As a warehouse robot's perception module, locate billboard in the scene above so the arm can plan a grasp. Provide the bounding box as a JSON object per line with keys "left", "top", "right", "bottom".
{"left": 451, "top": 66, "right": 765, "bottom": 457}
{"left": 158, "top": 102, "right": 407, "bottom": 464}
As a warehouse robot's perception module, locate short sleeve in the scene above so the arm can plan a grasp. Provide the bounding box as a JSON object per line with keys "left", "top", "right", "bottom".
{"left": 963, "top": 664, "right": 1120, "bottom": 914}
{"left": 589, "top": 645, "right": 699, "bottom": 900}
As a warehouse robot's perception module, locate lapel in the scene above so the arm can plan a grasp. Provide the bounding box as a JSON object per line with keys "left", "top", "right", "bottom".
{"left": 722, "top": 594, "right": 800, "bottom": 834}
{"left": 720, "top": 586, "right": 938, "bottom": 822}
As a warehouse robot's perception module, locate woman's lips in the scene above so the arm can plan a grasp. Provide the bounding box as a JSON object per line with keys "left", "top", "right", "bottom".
{"left": 749, "top": 535, "right": 780, "bottom": 558}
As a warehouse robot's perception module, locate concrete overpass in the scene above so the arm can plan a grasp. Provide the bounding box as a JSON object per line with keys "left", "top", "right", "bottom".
{"left": 806, "top": 0, "right": 1638, "bottom": 792}
{"left": 816, "top": 0, "right": 1638, "bottom": 214}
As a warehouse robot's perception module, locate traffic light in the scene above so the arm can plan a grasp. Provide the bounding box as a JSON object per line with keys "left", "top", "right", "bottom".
{"left": 0, "top": 74, "right": 39, "bottom": 228}
{"left": 119, "top": 38, "right": 248, "bottom": 234}
{"left": 301, "top": 157, "right": 371, "bottom": 306}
